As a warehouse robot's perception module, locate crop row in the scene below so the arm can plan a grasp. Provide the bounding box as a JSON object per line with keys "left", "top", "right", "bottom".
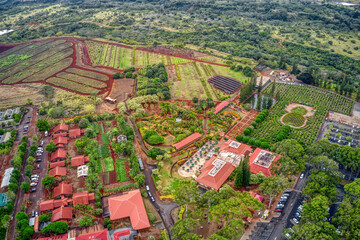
{"left": 0, "top": 40, "right": 66, "bottom": 73}
{"left": 65, "top": 68, "right": 109, "bottom": 81}
{"left": 282, "top": 113, "right": 305, "bottom": 127}
{"left": 46, "top": 76, "right": 100, "bottom": 94}
{"left": 0, "top": 42, "right": 72, "bottom": 82}
{"left": 56, "top": 72, "right": 107, "bottom": 89}
{"left": 85, "top": 41, "right": 103, "bottom": 64}
{"left": 22, "top": 57, "right": 73, "bottom": 83}
{"left": 3, "top": 47, "right": 73, "bottom": 84}
{"left": 0, "top": 42, "right": 33, "bottom": 59}
{"left": 115, "top": 160, "right": 129, "bottom": 182}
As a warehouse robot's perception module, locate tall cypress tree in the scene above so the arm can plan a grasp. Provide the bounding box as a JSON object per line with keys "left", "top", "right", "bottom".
{"left": 235, "top": 160, "right": 244, "bottom": 188}
{"left": 243, "top": 155, "right": 251, "bottom": 186}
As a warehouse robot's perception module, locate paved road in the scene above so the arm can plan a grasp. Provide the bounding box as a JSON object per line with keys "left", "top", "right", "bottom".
{"left": 9, "top": 107, "right": 34, "bottom": 240}
{"left": 267, "top": 169, "right": 309, "bottom": 240}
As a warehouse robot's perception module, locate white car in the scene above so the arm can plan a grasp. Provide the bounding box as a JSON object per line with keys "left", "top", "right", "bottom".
{"left": 146, "top": 185, "right": 150, "bottom": 191}
{"left": 31, "top": 175, "right": 39, "bottom": 178}
{"left": 30, "top": 182, "right": 37, "bottom": 187}
{"left": 300, "top": 173, "right": 304, "bottom": 179}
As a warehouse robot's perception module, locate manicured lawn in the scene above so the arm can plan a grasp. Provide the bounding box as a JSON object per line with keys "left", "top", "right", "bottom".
{"left": 104, "top": 157, "right": 114, "bottom": 172}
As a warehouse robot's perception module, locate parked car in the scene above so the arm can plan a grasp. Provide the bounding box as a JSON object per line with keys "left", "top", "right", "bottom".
{"left": 148, "top": 191, "right": 152, "bottom": 198}
{"left": 30, "top": 182, "right": 37, "bottom": 187}
{"left": 150, "top": 197, "right": 155, "bottom": 202}
{"left": 300, "top": 173, "right": 304, "bottom": 179}
{"left": 38, "top": 141, "right": 44, "bottom": 147}
{"left": 30, "top": 188, "right": 36, "bottom": 193}
{"left": 31, "top": 175, "right": 39, "bottom": 178}
{"left": 31, "top": 211, "right": 35, "bottom": 218}
{"left": 37, "top": 164, "right": 40, "bottom": 169}
{"left": 146, "top": 185, "right": 150, "bottom": 191}
{"left": 35, "top": 212, "right": 39, "bottom": 217}
{"left": 26, "top": 120, "right": 30, "bottom": 124}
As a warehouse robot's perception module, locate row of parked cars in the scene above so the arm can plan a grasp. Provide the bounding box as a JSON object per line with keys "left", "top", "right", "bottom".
{"left": 292, "top": 202, "right": 303, "bottom": 224}
{"left": 30, "top": 174, "right": 39, "bottom": 192}
{"left": 275, "top": 190, "right": 291, "bottom": 213}
{"left": 146, "top": 185, "right": 155, "bottom": 202}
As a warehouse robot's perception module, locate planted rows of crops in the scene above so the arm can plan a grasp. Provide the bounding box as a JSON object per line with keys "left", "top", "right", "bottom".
{"left": 282, "top": 112, "right": 305, "bottom": 127}
{"left": 0, "top": 41, "right": 71, "bottom": 83}
{"left": 65, "top": 68, "right": 109, "bottom": 81}
{"left": 56, "top": 72, "right": 107, "bottom": 89}
{"left": 46, "top": 77, "right": 100, "bottom": 94}
{"left": 252, "top": 83, "right": 354, "bottom": 144}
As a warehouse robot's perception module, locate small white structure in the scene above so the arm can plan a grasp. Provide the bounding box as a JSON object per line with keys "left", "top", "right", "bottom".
{"left": 77, "top": 165, "right": 89, "bottom": 178}
{"left": 0, "top": 132, "right": 11, "bottom": 144}
{"left": 105, "top": 97, "right": 117, "bottom": 104}
{"left": 117, "top": 135, "right": 127, "bottom": 143}
{"left": 1, "top": 167, "right": 14, "bottom": 188}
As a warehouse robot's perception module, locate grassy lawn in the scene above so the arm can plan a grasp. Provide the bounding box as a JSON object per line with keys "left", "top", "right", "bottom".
{"left": 104, "top": 157, "right": 114, "bottom": 172}
{"left": 115, "top": 159, "right": 129, "bottom": 182}
{"left": 211, "top": 65, "right": 250, "bottom": 83}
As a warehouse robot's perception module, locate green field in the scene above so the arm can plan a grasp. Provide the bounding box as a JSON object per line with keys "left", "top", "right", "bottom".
{"left": 282, "top": 112, "right": 305, "bottom": 127}
{"left": 252, "top": 83, "right": 354, "bottom": 144}
{"left": 115, "top": 159, "right": 129, "bottom": 182}
{"left": 104, "top": 157, "right": 114, "bottom": 172}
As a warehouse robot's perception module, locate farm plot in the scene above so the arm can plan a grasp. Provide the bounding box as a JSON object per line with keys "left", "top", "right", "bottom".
{"left": 135, "top": 50, "right": 170, "bottom": 67}
{"left": 0, "top": 41, "right": 71, "bottom": 81}
{"left": 281, "top": 112, "right": 305, "bottom": 127}
{"left": 211, "top": 65, "right": 249, "bottom": 83}
{"left": 46, "top": 77, "right": 100, "bottom": 94}
{"left": 85, "top": 40, "right": 103, "bottom": 64}
{"left": 56, "top": 72, "right": 107, "bottom": 89}
{"left": 171, "top": 62, "right": 217, "bottom": 100}
{"left": 65, "top": 68, "right": 109, "bottom": 81}
{"left": 4, "top": 47, "right": 74, "bottom": 84}
{"left": 252, "top": 83, "right": 354, "bottom": 144}
{"left": 115, "top": 159, "right": 129, "bottom": 182}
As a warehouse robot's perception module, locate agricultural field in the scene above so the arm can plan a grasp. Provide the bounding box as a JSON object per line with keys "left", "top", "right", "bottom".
{"left": 46, "top": 77, "right": 100, "bottom": 94}
{"left": 252, "top": 83, "right": 354, "bottom": 144}
{"left": 115, "top": 159, "right": 129, "bottom": 182}
{"left": 282, "top": 112, "right": 305, "bottom": 127}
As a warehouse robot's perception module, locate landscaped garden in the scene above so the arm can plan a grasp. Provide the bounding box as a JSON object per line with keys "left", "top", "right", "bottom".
{"left": 252, "top": 83, "right": 354, "bottom": 144}
{"left": 282, "top": 112, "right": 305, "bottom": 127}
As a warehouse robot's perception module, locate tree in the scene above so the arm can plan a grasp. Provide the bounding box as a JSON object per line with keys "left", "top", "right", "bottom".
{"left": 16, "top": 212, "right": 28, "bottom": 222}
{"left": 20, "top": 226, "right": 34, "bottom": 240}
{"left": 41, "top": 175, "right": 56, "bottom": 190}
{"left": 20, "top": 182, "right": 30, "bottom": 193}
{"left": 113, "top": 72, "right": 121, "bottom": 79}
{"left": 79, "top": 216, "right": 95, "bottom": 227}
{"left": 84, "top": 128, "right": 95, "bottom": 138}
{"left": 79, "top": 118, "right": 90, "bottom": 128}
{"left": 41, "top": 221, "right": 68, "bottom": 234}
{"left": 48, "top": 106, "right": 65, "bottom": 118}
{"left": 192, "top": 97, "right": 198, "bottom": 103}
{"left": 172, "top": 181, "right": 201, "bottom": 206}
{"left": 302, "top": 195, "right": 330, "bottom": 223}
{"left": 36, "top": 119, "right": 50, "bottom": 132}
{"left": 134, "top": 173, "right": 145, "bottom": 187}
{"left": 235, "top": 160, "right": 244, "bottom": 187}
{"left": 39, "top": 213, "right": 51, "bottom": 222}
{"left": 45, "top": 141, "right": 57, "bottom": 153}
{"left": 292, "top": 222, "right": 339, "bottom": 240}
{"left": 260, "top": 175, "right": 291, "bottom": 208}
{"left": 27, "top": 156, "right": 35, "bottom": 165}
{"left": 1, "top": 215, "right": 11, "bottom": 229}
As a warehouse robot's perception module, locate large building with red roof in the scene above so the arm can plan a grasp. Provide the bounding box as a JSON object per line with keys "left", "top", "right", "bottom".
{"left": 53, "top": 182, "right": 73, "bottom": 198}
{"left": 108, "top": 190, "right": 150, "bottom": 230}
{"left": 173, "top": 132, "right": 202, "bottom": 150}
{"left": 249, "top": 148, "right": 281, "bottom": 177}
{"left": 49, "top": 166, "right": 67, "bottom": 178}
{"left": 35, "top": 234, "right": 68, "bottom": 240}
{"left": 49, "top": 161, "right": 65, "bottom": 169}
{"left": 50, "top": 148, "right": 67, "bottom": 162}
{"left": 71, "top": 155, "right": 90, "bottom": 167}
{"left": 53, "top": 132, "right": 68, "bottom": 139}
{"left": 214, "top": 101, "right": 229, "bottom": 114}
{"left": 218, "top": 140, "right": 252, "bottom": 166}
{"left": 69, "top": 128, "right": 81, "bottom": 138}
{"left": 51, "top": 206, "right": 72, "bottom": 222}
{"left": 40, "top": 198, "right": 69, "bottom": 212}
{"left": 195, "top": 156, "right": 235, "bottom": 190}
{"left": 76, "top": 229, "right": 108, "bottom": 240}
{"left": 54, "top": 136, "right": 68, "bottom": 148}
{"left": 53, "top": 123, "right": 68, "bottom": 134}
{"left": 72, "top": 191, "right": 95, "bottom": 206}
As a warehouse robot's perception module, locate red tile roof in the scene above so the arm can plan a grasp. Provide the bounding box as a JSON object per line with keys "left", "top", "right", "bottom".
{"left": 50, "top": 148, "right": 67, "bottom": 161}
{"left": 49, "top": 166, "right": 67, "bottom": 177}
{"left": 36, "top": 234, "right": 68, "bottom": 240}
{"left": 54, "top": 182, "right": 73, "bottom": 198}
{"left": 219, "top": 140, "right": 252, "bottom": 156}
{"left": 214, "top": 101, "right": 229, "bottom": 114}
{"left": 249, "top": 148, "right": 281, "bottom": 177}
{"left": 53, "top": 123, "right": 68, "bottom": 133}
{"left": 40, "top": 198, "right": 68, "bottom": 212}
{"left": 77, "top": 229, "right": 108, "bottom": 240}
{"left": 72, "top": 191, "right": 95, "bottom": 206}
{"left": 108, "top": 189, "right": 150, "bottom": 230}
{"left": 71, "top": 155, "right": 90, "bottom": 167}
{"left": 69, "top": 128, "right": 81, "bottom": 138}
{"left": 195, "top": 156, "right": 235, "bottom": 190}
{"left": 173, "top": 132, "right": 202, "bottom": 150}
{"left": 53, "top": 132, "right": 68, "bottom": 139}
{"left": 54, "top": 136, "right": 68, "bottom": 146}
{"left": 49, "top": 161, "right": 65, "bottom": 169}
{"left": 113, "top": 229, "right": 131, "bottom": 238}
{"left": 51, "top": 206, "right": 72, "bottom": 222}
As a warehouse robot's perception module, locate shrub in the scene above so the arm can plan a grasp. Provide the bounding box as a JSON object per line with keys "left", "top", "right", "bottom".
{"left": 236, "top": 135, "right": 244, "bottom": 142}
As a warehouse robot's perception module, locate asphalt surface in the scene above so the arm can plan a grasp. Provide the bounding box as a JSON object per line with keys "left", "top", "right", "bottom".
{"left": 266, "top": 168, "right": 309, "bottom": 240}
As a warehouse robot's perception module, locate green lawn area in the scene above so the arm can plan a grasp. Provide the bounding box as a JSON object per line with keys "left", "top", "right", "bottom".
{"left": 163, "top": 135, "right": 175, "bottom": 145}
{"left": 115, "top": 159, "right": 129, "bottom": 182}
{"left": 104, "top": 157, "right": 114, "bottom": 172}
{"left": 212, "top": 65, "right": 250, "bottom": 83}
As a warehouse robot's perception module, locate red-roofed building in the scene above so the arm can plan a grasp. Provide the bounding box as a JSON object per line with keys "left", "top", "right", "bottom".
{"left": 69, "top": 128, "right": 81, "bottom": 138}
{"left": 195, "top": 156, "right": 235, "bottom": 190}
{"left": 53, "top": 123, "right": 68, "bottom": 134}
{"left": 214, "top": 101, "right": 229, "bottom": 114}
{"left": 50, "top": 148, "right": 67, "bottom": 162}
{"left": 53, "top": 132, "right": 68, "bottom": 139}
{"left": 77, "top": 229, "right": 108, "bottom": 240}
{"left": 112, "top": 229, "right": 131, "bottom": 238}
{"left": 108, "top": 189, "right": 150, "bottom": 230}
{"left": 54, "top": 182, "right": 72, "bottom": 198}
{"left": 72, "top": 191, "right": 95, "bottom": 206}
{"left": 51, "top": 206, "right": 72, "bottom": 222}
{"left": 36, "top": 234, "right": 68, "bottom": 240}
{"left": 49, "top": 166, "right": 67, "bottom": 178}
{"left": 249, "top": 148, "right": 281, "bottom": 177}
{"left": 40, "top": 198, "right": 69, "bottom": 212}
{"left": 219, "top": 140, "right": 252, "bottom": 158}
{"left": 71, "top": 155, "right": 90, "bottom": 167}
{"left": 54, "top": 136, "right": 68, "bottom": 148}
{"left": 173, "top": 132, "right": 202, "bottom": 150}
{"left": 49, "top": 161, "right": 65, "bottom": 169}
